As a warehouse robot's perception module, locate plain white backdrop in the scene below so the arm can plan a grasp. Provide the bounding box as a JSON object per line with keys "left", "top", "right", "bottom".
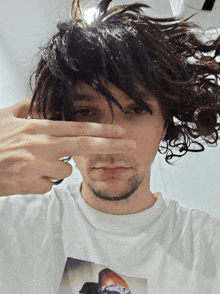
{"left": 0, "top": 0, "right": 219, "bottom": 217}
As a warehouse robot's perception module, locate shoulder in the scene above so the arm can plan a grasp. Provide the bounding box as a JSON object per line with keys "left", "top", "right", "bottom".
{"left": 164, "top": 196, "right": 220, "bottom": 224}
{"left": 163, "top": 196, "right": 220, "bottom": 247}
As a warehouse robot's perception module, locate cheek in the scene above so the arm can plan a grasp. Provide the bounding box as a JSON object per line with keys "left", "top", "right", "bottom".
{"left": 134, "top": 123, "right": 164, "bottom": 144}
{"left": 73, "top": 155, "right": 99, "bottom": 175}
{"left": 132, "top": 125, "right": 164, "bottom": 158}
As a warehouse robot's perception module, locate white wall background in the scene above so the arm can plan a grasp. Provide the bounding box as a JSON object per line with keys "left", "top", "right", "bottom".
{"left": 0, "top": 0, "right": 219, "bottom": 217}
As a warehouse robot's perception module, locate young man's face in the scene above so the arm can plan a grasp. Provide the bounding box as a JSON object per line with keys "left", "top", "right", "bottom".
{"left": 72, "top": 81, "right": 166, "bottom": 203}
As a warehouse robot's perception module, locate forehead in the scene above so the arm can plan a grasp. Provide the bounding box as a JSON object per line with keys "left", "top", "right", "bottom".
{"left": 72, "top": 82, "right": 157, "bottom": 104}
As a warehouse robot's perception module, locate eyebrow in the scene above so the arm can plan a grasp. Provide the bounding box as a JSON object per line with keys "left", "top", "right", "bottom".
{"left": 137, "top": 90, "right": 153, "bottom": 101}
{"left": 73, "top": 94, "right": 96, "bottom": 102}
{"left": 73, "top": 90, "right": 154, "bottom": 103}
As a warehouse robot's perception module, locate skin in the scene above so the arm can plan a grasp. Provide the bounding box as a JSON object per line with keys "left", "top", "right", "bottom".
{"left": 0, "top": 99, "right": 135, "bottom": 196}
{"left": 72, "top": 82, "right": 167, "bottom": 215}
{"left": 100, "top": 270, "right": 130, "bottom": 293}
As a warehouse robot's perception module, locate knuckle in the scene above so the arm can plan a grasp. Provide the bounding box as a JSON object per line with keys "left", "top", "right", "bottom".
{"left": 23, "top": 120, "right": 41, "bottom": 134}
{"left": 78, "top": 136, "right": 91, "bottom": 150}
{"left": 75, "top": 122, "right": 87, "bottom": 134}
{"left": 38, "top": 181, "right": 53, "bottom": 194}
{"left": 4, "top": 154, "right": 34, "bottom": 175}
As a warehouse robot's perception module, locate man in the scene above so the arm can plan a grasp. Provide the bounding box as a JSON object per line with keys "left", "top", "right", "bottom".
{"left": 0, "top": 0, "right": 220, "bottom": 293}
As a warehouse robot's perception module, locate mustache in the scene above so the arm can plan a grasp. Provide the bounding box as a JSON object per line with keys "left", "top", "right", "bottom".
{"left": 88, "top": 154, "right": 138, "bottom": 167}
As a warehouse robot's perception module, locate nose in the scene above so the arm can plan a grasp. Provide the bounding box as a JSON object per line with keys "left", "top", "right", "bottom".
{"left": 99, "top": 102, "right": 131, "bottom": 139}
{"left": 103, "top": 111, "right": 128, "bottom": 139}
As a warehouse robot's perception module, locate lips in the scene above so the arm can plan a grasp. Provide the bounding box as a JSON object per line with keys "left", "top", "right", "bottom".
{"left": 94, "top": 167, "right": 130, "bottom": 175}
{"left": 94, "top": 164, "right": 129, "bottom": 169}
{"left": 99, "top": 167, "right": 127, "bottom": 170}
{"left": 97, "top": 166, "right": 127, "bottom": 169}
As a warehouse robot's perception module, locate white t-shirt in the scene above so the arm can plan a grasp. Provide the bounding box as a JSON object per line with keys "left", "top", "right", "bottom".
{"left": 0, "top": 182, "right": 219, "bottom": 294}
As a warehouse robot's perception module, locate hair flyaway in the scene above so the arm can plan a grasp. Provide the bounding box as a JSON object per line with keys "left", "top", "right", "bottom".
{"left": 30, "top": 0, "right": 220, "bottom": 180}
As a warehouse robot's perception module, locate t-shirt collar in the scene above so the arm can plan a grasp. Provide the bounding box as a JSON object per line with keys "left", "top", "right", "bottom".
{"left": 72, "top": 182, "right": 166, "bottom": 232}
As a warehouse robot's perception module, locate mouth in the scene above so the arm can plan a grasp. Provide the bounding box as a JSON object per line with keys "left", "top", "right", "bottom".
{"left": 94, "top": 167, "right": 130, "bottom": 175}
{"left": 94, "top": 164, "right": 130, "bottom": 169}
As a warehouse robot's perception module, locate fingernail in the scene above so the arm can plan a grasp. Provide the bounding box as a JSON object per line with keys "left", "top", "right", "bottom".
{"left": 115, "top": 127, "right": 125, "bottom": 136}
{"left": 124, "top": 141, "right": 136, "bottom": 150}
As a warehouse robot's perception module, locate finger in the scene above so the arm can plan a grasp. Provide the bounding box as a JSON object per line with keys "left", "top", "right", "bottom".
{"left": 38, "top": 160, "right": 73, "bottom": 180}
{"left": 25, "top": 178, "right": 53, "bottom": 195}
{"left": 11, "top": 176, "right": 54, "bottom": 195}
{"left": 55, "top": 136, "right": 136, "bottom": 158}
{"left": 23, "top": 119, "right": 126, "bottom": 138}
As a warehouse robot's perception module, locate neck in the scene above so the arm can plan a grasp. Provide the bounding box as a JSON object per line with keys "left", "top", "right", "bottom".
{"left": 80, "top": 177, "right": 158, "bottom": 215}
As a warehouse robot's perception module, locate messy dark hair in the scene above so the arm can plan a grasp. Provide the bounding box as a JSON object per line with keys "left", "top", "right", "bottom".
{"left": 30, "top": 0, "right": 220, "bottom": 170}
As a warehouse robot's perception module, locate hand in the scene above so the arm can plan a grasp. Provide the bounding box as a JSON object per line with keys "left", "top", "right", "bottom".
{"left": 0, "top": 99, "right": 136, "bottom": 196}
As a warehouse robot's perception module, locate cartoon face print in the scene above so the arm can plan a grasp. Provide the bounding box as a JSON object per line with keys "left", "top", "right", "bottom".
{"left": 79, "top": 268, "right": 132, "bottom": 294}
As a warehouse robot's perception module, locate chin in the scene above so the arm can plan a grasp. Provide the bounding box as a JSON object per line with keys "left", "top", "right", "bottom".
{"left": 92, "top": 179, "right": 127, "bottom": 194}
{"left": 86, "top": 175, "right": 144, "bottom": 202}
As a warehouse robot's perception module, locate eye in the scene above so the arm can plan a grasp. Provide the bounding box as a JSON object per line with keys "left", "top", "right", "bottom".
{"left": 126, "top": 104, "right": 152, "bottom": 115}
{"left": 131, "top": 107, "right": 147, "bottom": 114}
{"left": 73, "top": 108, "right": 98, "bottom": 121}
{"left": 74, "top": 109, "right": 92, "bottom": 117}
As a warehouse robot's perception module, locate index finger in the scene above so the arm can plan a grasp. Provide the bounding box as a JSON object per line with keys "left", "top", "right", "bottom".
{"left": 28, "top": 119, "right": 126, "bottom": 138}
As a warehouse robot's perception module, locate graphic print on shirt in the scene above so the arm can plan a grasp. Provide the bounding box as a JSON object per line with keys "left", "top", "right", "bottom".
{"left": 58, "top": 257, "right": 148, "bottom": 293}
